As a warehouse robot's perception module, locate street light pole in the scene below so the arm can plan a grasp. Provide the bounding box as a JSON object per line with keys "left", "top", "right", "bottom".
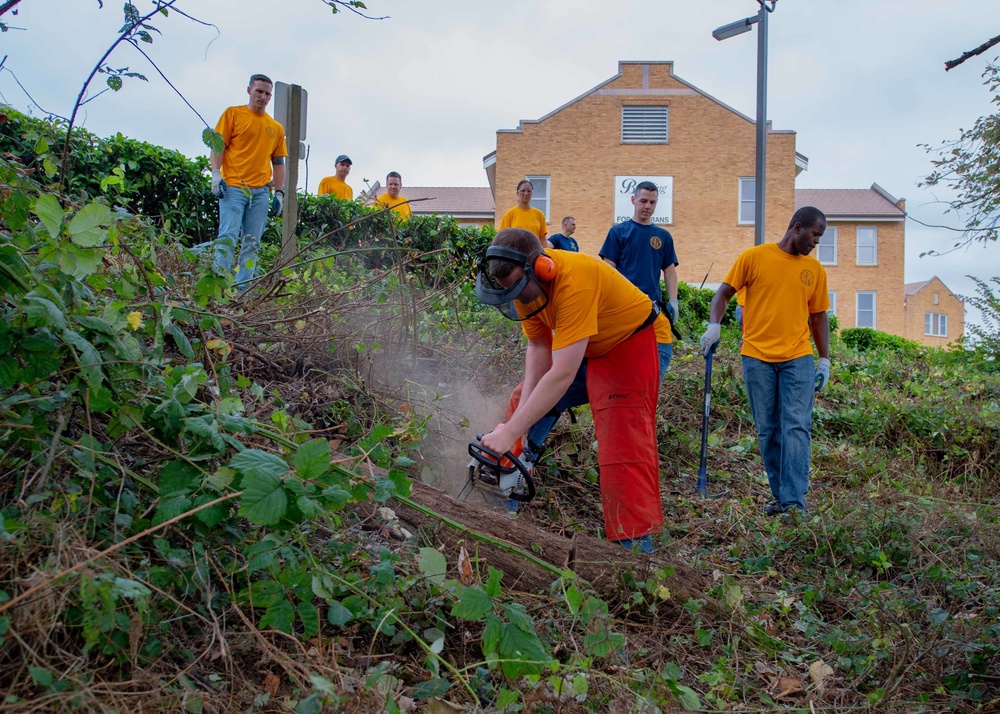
{"left": 713, "top": 1, "right": 775, "bottom": 245}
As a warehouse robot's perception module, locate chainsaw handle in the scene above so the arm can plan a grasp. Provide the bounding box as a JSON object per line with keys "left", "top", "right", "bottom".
{"left": 469, "top": 437, "right": 537, "bottom": 502}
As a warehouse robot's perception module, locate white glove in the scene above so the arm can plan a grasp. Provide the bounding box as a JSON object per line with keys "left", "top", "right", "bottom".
{"left": 815, "top": 357, "right": 831, "bottom": 392}
{"left": 700, "top": 322, "right": 721, "bottom": 356}
{"left": 211, "top": 170, "right": 225, "bottom": 198}
{"left": 667, "top": 298, "right": 679, "bottom": 324}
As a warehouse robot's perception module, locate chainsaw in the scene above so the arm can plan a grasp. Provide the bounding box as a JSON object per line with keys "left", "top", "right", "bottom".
{"left": 464, "top": 433, "right": 537, "bottom": 504}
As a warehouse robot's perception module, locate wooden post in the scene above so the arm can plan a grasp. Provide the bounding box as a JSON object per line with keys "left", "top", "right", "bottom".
{"left": 280, "top": 84, "right": 303, "bottom": 266}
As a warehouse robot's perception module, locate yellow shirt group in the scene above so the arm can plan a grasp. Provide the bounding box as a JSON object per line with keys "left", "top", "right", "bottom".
{"left": 723, "top": 243, "right": 829, "bottom": 362}
{"left": 377, "top": 193, "right": 412, "bottom": 220}
{"left": 521, "top": 251, "right": 666, "bottom": 358}
{"left": 498, "top": 206, "right": 548, "bottom": 244}
{"left": 215, "top": 106, "right": 287, "bottom": 189}
{"left": 318, "top": 176, "right": 353, "bottom": 200}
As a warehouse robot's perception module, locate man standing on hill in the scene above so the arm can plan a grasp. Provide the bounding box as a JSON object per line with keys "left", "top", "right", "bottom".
{"left": 209, "top": 73, "right": 287, "bottom": 290}
{"left": 377, "top": 171, "right": 412, "bottom": 220}
{"left": 318, "top": 155, "right": 354, "bottom": 199}
{"left": 547, "top": 216, "right": 579, "bottom": 252}
{"left": 498, "top": 180, "right": 547, "bottom": 245}
{"left": 700, "top": 206, "right": 831, "bottom": 521}
{"left": 476, "top": 228, "right": 669, "bottom": 552}
{"left": 599, "top": 181, "right": 677, "bottom": 380}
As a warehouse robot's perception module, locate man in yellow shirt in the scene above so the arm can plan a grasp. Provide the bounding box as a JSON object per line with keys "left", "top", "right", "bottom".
{"left": 498, "top": 180, "right": 547, "bottom": 245}
{"left": 208, "top": 73, "right": 287, "bottom": 290}
{"left": 377, "top": 171, "right": 412, "bottom": 220}
{"left": 317, "top": 155, "right": 353, "bottom": 199}
{"left": 700, "top": 206, "right": 831, "bottom": 521}
{"left": 477, "top": 228, "right": 667, "bottom": 552}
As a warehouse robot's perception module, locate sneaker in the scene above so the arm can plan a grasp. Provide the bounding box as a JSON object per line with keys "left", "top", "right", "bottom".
{"left": 764, "top": 500, "right": 783, "bottom": 516}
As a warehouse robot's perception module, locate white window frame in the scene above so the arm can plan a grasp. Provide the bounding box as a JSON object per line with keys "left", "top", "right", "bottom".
{"left": 924, "top": 312, "right": 948, "bottom": 337}
{"left": 738, "top": 177, "right": 755, "bottom": 225}
{"left": 621, "top": 105, "right": 669, "bottom": 143}
{"left": 526, "top": 175, "right": 550, "bottom": 222}
{"left": 856, "top": 291, "right": 876, "bottom": 329}
{"left": 856, "top": 226, "right": 878, "bottom": 265}
{"left": 817, "top": 226, "right": 838, "bottom": 265}
{"left": 828, "top": 290, "right": 838, "bottom": 317}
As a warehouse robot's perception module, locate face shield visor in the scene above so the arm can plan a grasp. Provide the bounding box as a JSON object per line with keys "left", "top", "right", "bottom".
{"left": 475, "top": 248, "right": 550, "bottom": 322}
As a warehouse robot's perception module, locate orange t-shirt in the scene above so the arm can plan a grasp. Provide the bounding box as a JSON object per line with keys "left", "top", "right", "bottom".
{"left": 215, "top": 105, "right": 287, "bottom": 189}
{"left": 498, "top": 206, "right": 547, "bottom": 243}
{"left": 317, "top": 176, "right": 353, "bottom": 199}
{"left": 520, "top": 251, "right": 657, "bottom": 358}
{"left": 723, "top": 244, "right": 829, "bottom": 362}
{"left": 378, "top": 193, "right": 412, "bottom": 219}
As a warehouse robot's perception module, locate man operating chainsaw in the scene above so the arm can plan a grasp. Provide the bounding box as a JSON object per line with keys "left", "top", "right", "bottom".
{"left": 475, "top": 228, "right": 668, "bottom": 552}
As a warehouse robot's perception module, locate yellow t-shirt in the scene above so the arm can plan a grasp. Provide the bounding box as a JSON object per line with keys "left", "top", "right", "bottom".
{"left": 378, "top": 193, "right": 412, "bottom": 219}
{"left": 498, "top": 206, "right": 547, "bottom": 243}
{"left": 521, "top": 251, "right": 657, "bottom": 358}
{"left": 317, "top": 176, "right": 353, "bottom": 199}
{"left": 723, "top": 244, "right": 829, "bottom": 362}
{"left": 215, "top": 106, "right": 287, "bottom": 189}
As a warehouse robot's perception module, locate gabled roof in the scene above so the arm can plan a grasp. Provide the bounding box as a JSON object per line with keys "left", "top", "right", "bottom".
{"left": 375, "top": 186, "right": 494, "bottom": 217}
{"left": 796, "top": 183, "right": 904, "bottom": 220}
{"left": 903, "top": 280, "right": 931, "bottom": 296}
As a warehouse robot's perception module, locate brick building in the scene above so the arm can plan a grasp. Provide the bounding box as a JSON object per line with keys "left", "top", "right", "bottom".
{"left": 373, "top": 186, "right": 494, "bottom": 229}
{"left": 903, "top": 277, "right": 965, "bottom": 347}
{"left": 476, "top": 60, "right": 964, "bottom": 343}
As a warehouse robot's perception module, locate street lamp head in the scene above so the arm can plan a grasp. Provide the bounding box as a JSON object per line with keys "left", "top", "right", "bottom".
{"left": 712, "top": 15, "right": 758, "bottom": 41}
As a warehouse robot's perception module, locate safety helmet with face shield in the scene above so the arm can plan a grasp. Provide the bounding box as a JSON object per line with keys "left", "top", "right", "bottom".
{"left": 475, "top": 245, "right": 554, "bottom": 321}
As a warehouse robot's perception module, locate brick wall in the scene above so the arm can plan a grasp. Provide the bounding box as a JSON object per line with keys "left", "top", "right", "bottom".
{"left": 902, "top": 277, "right": 965, "bottom": 347}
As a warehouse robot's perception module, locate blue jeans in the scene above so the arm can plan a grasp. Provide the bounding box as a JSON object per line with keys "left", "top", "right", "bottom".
{"left": 742, "top": 355, "right": 814, "bottom": 514}
{"left": 524, "top": 361, "right": 589, "bottom": 459}
{"left": 657, "top": 342, "right": 673, "bottom": 381}
{"left": 214, "top": 186, "right": 270, "bottom": 288}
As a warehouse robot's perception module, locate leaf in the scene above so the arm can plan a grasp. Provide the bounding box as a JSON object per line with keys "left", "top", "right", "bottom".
{"left": 809, "top": 659, "right": 835, "bottom": 692}
{"left": 206, "top": 466, "right": 235, "bottom": 491}
{"left": 674, "top": 684, "right": 702, "bottom": 711}
{"left": 107, "top": 75, "right": 123, "bottom": 91}
{"left": 167, "top": 323, "right": 195, "bottom": 359}
{"left": 159, "top": 460, "right": 199, "bottom": 497}
{"left": 62, "top": 329, "right": 104, "bottom": 386}
{"left": 238, "top": 472, "right": 288, "bottom": 526}
{"left": 451, "top": 586, "right": 491, "bottom": 622}
{"left": 292, "top": 439, "right": 331, "bottom": 479}
{"left": 230, "top": 449, "right": 289, "bottom": 480}
{"left": 29, "top": 665, "right": 53, "bottom": 689}
{"left": 297, "top": 600, "right": 320, "bottom": 638}
{"left": 67, "top": 203, "right": 113, "bottom": 247}
{"left": 32, "top": 194, "right": 63, "bottom": 238}
{"left": 259, "top": 597, "right": 294, "bottom": 634}
{"left": 411, "top": 678, "right": 451, "bottom": 700}
{"left": 205, "top": 338, "right": 231, "bottom": 359}
{"left": 23, "top": 294, "right": 67, "bottom": 330}
{"left": 202, "top": 128, "right": 225, "bottom": 155}
{"left": 418, "top": 547, "right": 447, "bottom": 586}
{"left": 457, "top": 546, "right": 473, "bottom": 585}
{"left": 153, "top": 495, "right": 193, "bottom": 526}
{"left": 326, "top": 600, "right": 353, "bottom": 627}
{"left": 485, "top": 566, "right": 503, "bottom": 597}
{"left": 127, "top": 311, "right": 142, "bottom": 330}
{"left": 193, "top": 494, "right": 227, "bottom": 527}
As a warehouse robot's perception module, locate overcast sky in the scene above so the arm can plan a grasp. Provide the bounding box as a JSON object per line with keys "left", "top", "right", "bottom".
{"left": 3, "top": 0, "right": 1000, "bottom": 328}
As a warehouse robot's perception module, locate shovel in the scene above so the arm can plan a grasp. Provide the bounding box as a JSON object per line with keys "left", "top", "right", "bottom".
{"left": 697, "top": 343, "right": 729, "bottom": 499}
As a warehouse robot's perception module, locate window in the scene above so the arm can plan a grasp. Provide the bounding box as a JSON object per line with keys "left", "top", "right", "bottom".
{"left": 622, "top": 105, "right": 668, "bottom": 143}
{"left": 856, "top": 291, "right": 876, "bottom": 328}
{"left": 828, "top": 291, "right": 837, "bottom": 317}
{"left": 739, "top": 177, "right": 755, "bottom": 224}
{"left": 817, "top": 227, "right": 838, "bottom": 265}
{"left": 856, "top": 226, "right": 878, "bottom": 265}
{"left": 925, "top": 312, "right": 948, "bottom": 337}
{"left": 526, "top": 175, "right": 550, "bottom": 221}
{"left": 933, "top": 292, "right": 939, "bottom": 305}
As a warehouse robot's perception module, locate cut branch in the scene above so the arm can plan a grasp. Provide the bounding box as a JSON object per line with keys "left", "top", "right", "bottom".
{"left": 945, "top": 32, "right": 1000, "bottom": 71}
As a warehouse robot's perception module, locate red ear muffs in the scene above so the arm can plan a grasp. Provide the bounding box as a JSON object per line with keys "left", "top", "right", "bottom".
{"left": 531, "top": 254, "right": 557, "bottom": 281}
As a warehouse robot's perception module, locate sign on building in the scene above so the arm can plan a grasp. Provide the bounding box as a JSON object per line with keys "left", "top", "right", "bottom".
{"left": 614, "top": 176, "right": 674, "bottom": 225}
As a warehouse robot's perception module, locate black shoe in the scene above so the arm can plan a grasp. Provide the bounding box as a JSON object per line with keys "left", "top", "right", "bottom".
{"left": 764, "top": 500, "right": 783, "bottom": 516}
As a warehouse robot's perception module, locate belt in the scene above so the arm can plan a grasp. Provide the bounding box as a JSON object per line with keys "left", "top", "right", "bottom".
{"left": 631, "top": 303, "right": 660, "bottom": 337}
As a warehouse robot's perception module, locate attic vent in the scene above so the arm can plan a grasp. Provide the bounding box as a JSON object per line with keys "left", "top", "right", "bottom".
{"left": 622, "top": 105, "right": 669, "bottom": 143}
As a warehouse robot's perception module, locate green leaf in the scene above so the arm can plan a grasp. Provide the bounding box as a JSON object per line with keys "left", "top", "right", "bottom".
{"left": 451, "top": 586, "right": 492, "bottom": 622}
{"left": 107, "top": 75, "right": 123, "bottom": 91}
{"left": 418, "top": 548, "right": 447, "bottom": 586}
{"left": 193, "top": 493, "right": 227, "bottom": 527}
{"left": 167, "top": 323, "right": 195, "bottom": 359}
{"left": 295, "top": 694, "right": 323, "bottom": 714}
{"left": 29, "top": 666, "right": 53, "bottom": 689}
{"left": 292, "top": 438, "right": 331, "bottom": 479}
{"left": 485, "top": 566, "right": 503, "bottom": 597}
{"left": 67, "top": 203, "right": 113, "bottom": 247}
{"left": 259, "top": 597, "right": 294, "bottom": 634}
{"left": 297, "top": 600, "right": 320, "bottom": 637}
{"left": 153, "top": 495, "right": 193, "bottom": 526}
{"left": 38, "top": 242, "right": 104, "bottom": 279}
{"left": 32, "top": 194, "right": 63, "bottom": 238}
{"left": 239, "top": 471, "right": 288, "bottom": 526}
{"left": 411, "top": 678, "right": 451, "bottom": 700}
{"left": 23, "top": 294, "right": 67, "bottom": 330}
{"left": 159, "top": 461, "right": 200, "bottom": 497}
{"left": 326, "top": 600, "right": 353, "bottom": 627}
{"left": 674, "top": 684, "right": 702, "bottom": 711}
{"left": 230, "top": 449, "right": 289, "bottom": 480}
{"left": 202, "top": 128, "right": 225, "bottom": 155}
{"left": 62, "top": 329, "right": 104, "bottom": 386}
{"left": 206, "top": 466, "right": 236, "bottom": 491}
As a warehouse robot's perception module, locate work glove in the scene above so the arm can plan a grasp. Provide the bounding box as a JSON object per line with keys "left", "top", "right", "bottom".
{"left": 210, "top": 170, "right": 225, "bottom": 198}
{"left": 666, "top": 298, "right": 679, "bottom": 325}
{"left": 700, "top": 322, "right": 721, "bottom": 357}
{"left": 270, "top": 189, "right": 284, "bottom": 218}
{"left": 815, "top": 357, "right": 831, "bottom": 392}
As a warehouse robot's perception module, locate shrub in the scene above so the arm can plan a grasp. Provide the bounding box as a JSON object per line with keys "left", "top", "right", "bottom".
{"left": 842, "top": 327, "right": 923, "bottom": 356}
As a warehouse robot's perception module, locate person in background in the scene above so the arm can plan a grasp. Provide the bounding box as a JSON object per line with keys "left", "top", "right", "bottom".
{"left": 700, "top": 206, "right": 831, "bottom": 522}
{"left": 377, "top": 171, "right": 412, "bottom": 220}
{"left": 498, "top": 180, "right": 547, "bottom": 245}
{"left": 547, "top": 216, "right": 579, "bottom": 252}
{"left": 599, "top": 181, "right": 678, "bottom": 380}
{"left": 207, "top": 73, "right": 287, "bottom": 290}
{"left": 318, "top": 155, "right": 354, "bottom": 199}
